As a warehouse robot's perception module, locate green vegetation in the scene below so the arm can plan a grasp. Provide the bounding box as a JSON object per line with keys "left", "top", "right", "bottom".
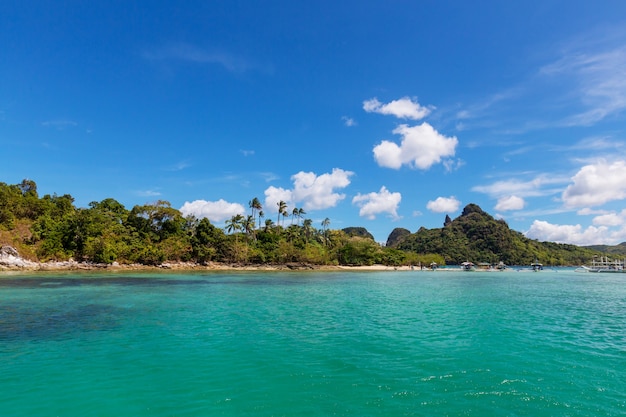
{"left": 389, "top": 204, "right": 602, "bottom": 266}
{"left": 0, "top": 180, "right": 615, "bottom": 267}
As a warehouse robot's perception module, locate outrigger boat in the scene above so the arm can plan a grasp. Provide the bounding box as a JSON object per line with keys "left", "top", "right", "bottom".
{"left": 576, "top": 256, "right": 625, "bottom": 273}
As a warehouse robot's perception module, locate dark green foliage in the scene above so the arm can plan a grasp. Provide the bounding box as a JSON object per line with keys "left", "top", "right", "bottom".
{"left": 337, "top": 237, "right": 381, "bottom": 265}
{"left": 584, "top": 242, "right": 626, "bottom": 255}
{"left": 396, "top": 204, "right": 601, "bottom": 265}
{"left": 0, "top": 179, "right": 617, "bottom": 267}
{"left": 190, "top": 218, "right": 228, "bottom": 263}
{"left": 386, "top": 228, "right": 411, "bottom": 247}
{"left": 342, "top": 227, "right": 375, "bottom": 240}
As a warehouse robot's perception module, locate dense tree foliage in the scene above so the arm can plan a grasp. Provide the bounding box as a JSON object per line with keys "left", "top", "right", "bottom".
{"left": 391, "top": 203, "right": 603, "bottom": 266}
{"left": 341, "top": 227, "right": 375, "bottom": 240}
{"left": 0, "top": 180, "right": 617, "bottom": 267}
{"left": 386, "top": 228, "right": 411, "bottom": 248}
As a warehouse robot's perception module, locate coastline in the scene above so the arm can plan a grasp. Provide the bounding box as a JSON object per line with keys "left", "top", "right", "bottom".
{"left": 0, "top": 262, "right": 414, "bottom": 273}
{"left": 0, "top": 244, "right": 423, "bottom": 272}
{"left": 0, "top": 257, "right": 415, "bottom": 273}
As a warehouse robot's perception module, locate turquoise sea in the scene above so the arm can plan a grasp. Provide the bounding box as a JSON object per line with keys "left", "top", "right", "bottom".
{"left": 1, "top": 269, "right": 625, "bottom": 416}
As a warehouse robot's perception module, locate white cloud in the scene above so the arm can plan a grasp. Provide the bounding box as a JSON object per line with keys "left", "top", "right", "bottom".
{"left": 562, "top": 160, "right": 626, "bottom": 208}
{"left": 137, "top": 190, "right": 162, "bottom": 197}
{"left": 363, "top": 97, "right": 432, "bottom": 120}
{"left": 352, "top": 186, "right": 402, "bottom": 220}
{"left": 143, "top": 42, "right": 273, "bottom": 74}
{"left": 541, "top": 45, "right": 626, "bottom": 126}
{"left": 264, "top": 168, "right": 354, "bottom": 212}
{"left": 443, "top": 158, "right": 464, "bottom": 172}
{"left": 373, "top": 123, "right": 458, "bottom": 170}
{"left": 495, "top": 195, "right": 525, "bottom": 211}
{"left": 179, "top": 199, "right": 246, "bottom": 223}
{"left": 342, "top": 116, "right": 357, "bottom": 127}
{"left": 164, "top": 161, "right": 191, "bottom": 171}
{"left": 472, "top": 174, "right": 568, "bottom": 199}
{"left": 427, "top": 196, "right": 461, "bottom": 213}
{"left": 577, "top": 207, "right": 608, "bottom": 216}
{"left": 264, "top": 186, "right": 294, "bottom": 213}
{"left": 41, "top": 120, "right": 78, "bottom": 130}
{"left": 592, "top": 210, "right": 626, "bottom": 226}
{"left": 524, "top": 219, "right": 626, "bottom": 246}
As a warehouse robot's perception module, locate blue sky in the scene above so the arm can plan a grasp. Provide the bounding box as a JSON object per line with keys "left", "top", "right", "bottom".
{"left": 2, "top": 1, "right": 626, "bottom": 245}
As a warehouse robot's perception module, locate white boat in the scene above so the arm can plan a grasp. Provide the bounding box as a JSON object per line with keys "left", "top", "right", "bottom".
{"left": 577, "top": 256, "right": 625, "bottom": 273}
{"left": 461, "top": 261, "right": 476, "bottom": 271}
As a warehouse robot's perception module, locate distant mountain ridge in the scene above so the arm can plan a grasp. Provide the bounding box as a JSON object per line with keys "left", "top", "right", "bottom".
{"left": 583, "top": 242, "right": 626, "bottom": 255}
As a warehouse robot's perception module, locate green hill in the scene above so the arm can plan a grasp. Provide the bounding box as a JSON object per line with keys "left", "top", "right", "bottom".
{"left": 583, "top": 242, "right": 626, "bottom": 255}
{"left": 388, "top": 204, "right": 599, "bottom": 266}
{"left": 342, "top": 227, "right": 375, "bottom": 240}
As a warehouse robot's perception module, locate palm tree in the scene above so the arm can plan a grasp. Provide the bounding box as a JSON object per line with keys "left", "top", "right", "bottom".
{"left": 297, "top": 207, "right": 306, "bottom": 225}
{"left": 225, "top": 214, "right": 244, "bottom": 235}
{"left": 303, "top": 218, "right": 314, "bottom": 242}
{"left": 291, "top": 207, "right": 299, "bottom": 225}
{"left": 264, "top": 218, "right": 274, "bottom": 232}
{"left": 277, "top": 200, "right": 287, "bottom": 227}
{"left": 322, "top": 217, "right": 330, "bottom": 246}
{"left": 244, "top": 215, "right": 256, "bottom": 239}
{"left": 249, "top": 197, "right": 262, "bottom": 229}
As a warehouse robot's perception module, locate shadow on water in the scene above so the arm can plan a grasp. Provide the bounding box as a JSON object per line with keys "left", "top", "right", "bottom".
{"left": 0, "top": 273, "right": 326, "bottom": 342}
{"left": 0, "top": 303, "right": 122, "bottom": 342}
{"left": 0, "top": 273, "right": 321, "bottom": 289}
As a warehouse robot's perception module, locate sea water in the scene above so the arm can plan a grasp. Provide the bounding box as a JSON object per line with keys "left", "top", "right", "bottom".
{"left": 0, "top": 270, "right": 624, "bottom": 416}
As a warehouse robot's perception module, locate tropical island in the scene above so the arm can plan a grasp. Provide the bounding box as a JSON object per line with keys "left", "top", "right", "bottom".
{"left": 1, "top": 179, "right": 623, "bottom": 271}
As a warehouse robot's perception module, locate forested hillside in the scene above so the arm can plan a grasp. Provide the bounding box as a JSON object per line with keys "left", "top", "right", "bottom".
{"left": 389, "top": 204, "right": 600, "bottom": 266}
{"left": 0, "top": 179, "right": 610, "bottom": 267}
{"left": 0, "top": 179, "right": 430, "bottom": 267}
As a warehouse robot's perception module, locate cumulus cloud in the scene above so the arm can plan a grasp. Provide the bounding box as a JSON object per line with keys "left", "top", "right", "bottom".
{"left": 562, "top": 160, "right": 626, "bottom": 208}
{"left": 426, "top": 196, "right": 461, "bottom": 213}
{"left": 179, "top": 199, "right": 246, "bottom": 223}
{"left": 524, "top": 219, "right": 626, "bottom": 246}
{"left": 495, "top": 195, "right": 526, "bottom": 211}
{"left": 373, "top": 123, "right": 458, "bottom": 170}
{"left": 592, "top": 210, "right": 626, "bottom": 226}
{"left": 264, "top": 186, "right": 294, "bottom": 212}
{"left": 363, "top": 97, "right": 431, "bottom": 120}
{"left": 352, "top": 186, "right": 402, "bottom": 220}
{"left": 264, "top": 168, "right": 354, "bottom": 212}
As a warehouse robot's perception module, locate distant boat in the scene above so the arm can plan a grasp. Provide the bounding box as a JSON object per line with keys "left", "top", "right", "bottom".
{"left": 495, "top": 261, "right": 508, "bottom": 271}
{"left": 576, "top": 256, "right": 625, "bottom": 273}
{"left": 461, "top": 261, "right": 476, "bottom": 271}
{"left": 531, "top": 260, "right": 543, "bottom": 272}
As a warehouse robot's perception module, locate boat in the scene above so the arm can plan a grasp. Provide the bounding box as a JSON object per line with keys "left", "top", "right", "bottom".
{"left": 495, "top": 261, "right": 508, "bottom": 271}
{"left": 531, "top": 260, "right": 543, "bottom": 271}
{"left": 461, "top": 261, "right": 476, "bottom": 271}
{"left": 576, "top": 256, "right": 625, "bottom": 273}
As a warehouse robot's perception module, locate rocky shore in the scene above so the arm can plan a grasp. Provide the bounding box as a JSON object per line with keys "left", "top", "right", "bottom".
{"left": 0, "top": 245, "right": 405, "bottom": 272}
